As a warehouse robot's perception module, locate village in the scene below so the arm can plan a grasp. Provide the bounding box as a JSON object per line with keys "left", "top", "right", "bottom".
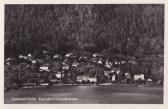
{"left": 4, "top": 48, "right": 163, "bottom": 91}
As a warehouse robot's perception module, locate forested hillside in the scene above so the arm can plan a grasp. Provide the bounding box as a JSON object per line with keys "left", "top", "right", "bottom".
{"left": 5, "top": 4, "right": 164, "bottom": 58}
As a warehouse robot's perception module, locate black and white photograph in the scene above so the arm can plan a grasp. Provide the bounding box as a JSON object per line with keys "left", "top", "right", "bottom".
{"left": 4, "top": 4, "right": 164, "bottom": 104}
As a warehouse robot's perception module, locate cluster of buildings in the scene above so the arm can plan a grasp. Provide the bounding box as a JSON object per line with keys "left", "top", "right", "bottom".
{"left": 5, "top": 50, "right": 153, "bottom": 86}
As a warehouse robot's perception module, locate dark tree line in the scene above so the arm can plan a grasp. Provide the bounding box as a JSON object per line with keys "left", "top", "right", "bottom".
{"left": 5, "top": 4, "right": 164, "bottom": 58}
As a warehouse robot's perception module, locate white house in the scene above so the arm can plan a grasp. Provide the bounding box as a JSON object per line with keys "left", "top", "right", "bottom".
{"left": 134, "top": 74, "right": 144, "bottom": 81}
{"left": 76, "top": 76, "right": 97, "bottom": 83}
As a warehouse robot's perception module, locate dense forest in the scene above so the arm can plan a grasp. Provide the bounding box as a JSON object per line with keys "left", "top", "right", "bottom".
{"left": 5, "top": 4, "right": 164, "bottom": 58}
{"left": 4, "top": 5, "right": 164, "bottom": 89}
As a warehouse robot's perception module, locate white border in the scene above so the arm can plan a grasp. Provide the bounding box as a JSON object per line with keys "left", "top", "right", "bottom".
{"left": 0, "top": 0, "right": 167, "bottom": 109}
{"left": 2, "top": 0, "right": 167, "bottom": 4}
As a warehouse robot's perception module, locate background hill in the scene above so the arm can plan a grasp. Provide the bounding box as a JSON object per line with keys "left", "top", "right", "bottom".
{"left": 5, "top": 4, "right": 164, "bottom": 58}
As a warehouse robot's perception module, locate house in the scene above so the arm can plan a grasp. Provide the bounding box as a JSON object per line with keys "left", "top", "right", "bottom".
{"left": 72, "top": 62, "right": 79, "bottom": 67}
{"left": 88, "top": 77, "right": 97, "bottom": 83}
{"left": 105, "top": 60, "right": 113, "bottom": 69}
{"left": 124, "top": 72, "right": 132, "bottom": 84}
{"left": 114, "top": 61, "right": 120, "bottom": 66}
{"left": 134, "top": 74, "right": 144, "bottom": 81}
{"left": 39, "top": 63, "right": 50, "bottom": 72}
{"left": 104, "top": 70, "right": 111, "bottom": 77}
{"left": 53, "top": 54, "right": 62, "bottom": 60}
{"left": 125, "top": 72, "right": 131, "bottom": 79}
{"left": 5, "top": 57, "right": 16, "bottom": 65}
{"left": 62, "top": 64, "right": 70, "bottom": 70}
{"left": 65, "top": 52, "right": 74, "bottom": 58}
{"left": 31, "top": 60, "right": 36, "bottom": 64}
{"left": 77, "top": 76, "right": 87, "bottom": 82}
{"left": 111, "top": 68, "right": 120, "bottom": 75}
{"left": 39, "top": 66, "right": 49, "bottom": 72}
{"left": 55, "top": 72, "right": 62, "bottom": 79}
{"left": 98, "top": 59, "right": 103, "bottom": 65}
{"left": 42, "top": 50, "right": 48, "bottom": 55}
{"left": 121, "top": 60, "right": 127, "bottom": 65}
{"left": 24, "top": 56, "right": 27, "bottom": 60}
{"left": 27, "top": 53, "right": 32, "bottom": 60}
{"left": 76, "top": 76, "right": 97, "bottom": 83}
{"left": 92, "top": 53, "right": 103, "bottom": 58}
{"left": 19, "top": 55, "right": 24, "bottom": 59}
{"left": 116, "top": 69, "right": 120, "bottom": 75}
{"left": 28, "top": 53, "right": 32, "bottom": 57}
{"left": 79, "top": 56, "right": 88, "bottom": 62}
{"left": 92, "top": 53, "right": 99, "bottom": 58}
{"left": 146, "top": 78, "right": 153, "bottom": 84}
{"left": 112, "top": 74, "right": 116, "bottom": 82}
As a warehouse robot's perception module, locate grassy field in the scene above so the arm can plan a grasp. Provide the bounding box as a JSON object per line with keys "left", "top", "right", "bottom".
{"left": 4, "top": 85, "right": 163, "bottom": 104}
